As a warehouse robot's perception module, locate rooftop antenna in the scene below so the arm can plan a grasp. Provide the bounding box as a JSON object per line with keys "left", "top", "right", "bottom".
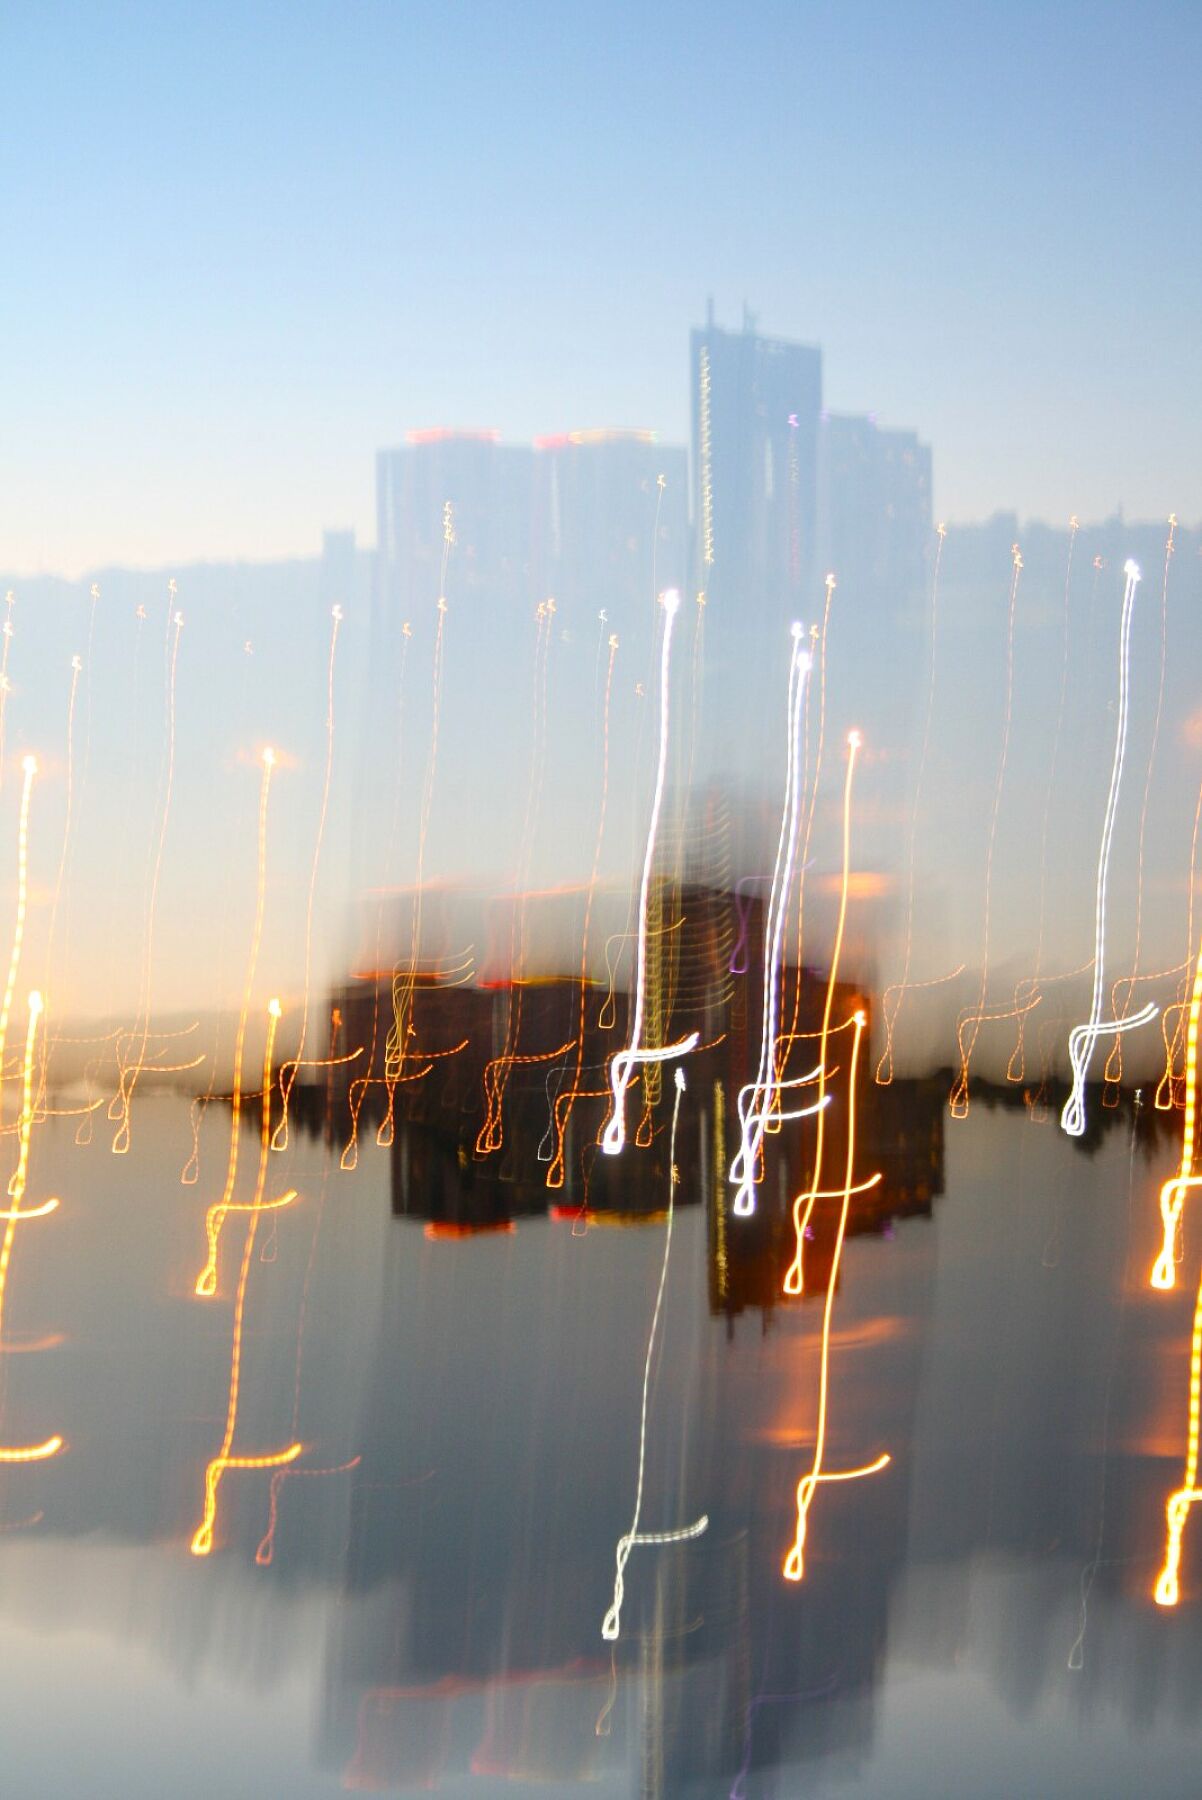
{"left": 706, "top": 294, "right": 714, "bottom": 329}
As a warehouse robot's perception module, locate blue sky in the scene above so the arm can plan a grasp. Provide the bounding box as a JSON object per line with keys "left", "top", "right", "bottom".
{"left": 3, "top": 0, "right": 1199, "bottom": 572}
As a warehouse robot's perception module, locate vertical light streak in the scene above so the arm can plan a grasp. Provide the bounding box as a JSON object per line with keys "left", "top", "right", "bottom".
{"left": 783, "top": 730, "right": 861, "bottom": 1297}
{"left": 476, "top": 600, "right": 554, "bottom": 1156}
{"left": 191, "top": 997, "right": 302, "bottom": 1555}
{"left": 1009, "top": 519, "right": 1079, "bottom": 1082}
{"left": 1105, "top": 517, "right": 1176, "bottom": 1090}
{"left": 1151, "top": 924, "right": 1202, "bottom": 1291}
{"left": 0, "top": 593, "right": 15, "bottom": 795}
{"left": 387, "top": 510, "right": 453, "bottom": 1116}
{"left": 1155, "top": 1256, "right": 1202, "bottom": 1606}
{"left": 342, "top": 620, "right": 411, "bottom": 1171}
{"left": 1158, "top": 778, "right": 1202, "bottom": 1111}
{"left": 111, "top": 606, "right": 184, "bottom": 1153}
{"left": 601, "top": 1069, "right": 708, "bottom": 1641}
{"left": 0, "top": 992, "right": 65, "bottom": 1465}
{"left": 0, "top": 757, "right": 38, "bottom": 1081}
{"left": 878, "top": 524, "right": 947, "bottom": 1084}
{"left": 194, "top": 748, "right": 276, "bottom": 1296}
{"left": 730, "top": 626, "right": 812, "bottom": 1214}
{"left": 1061, "top": 563, "right": 1157, "bottom": 1138}
{"left": 780, "top": 578, "right": 834, "bottom": 1088}
{"left": 783, "top": 1012, "right": 889, "bottom": 1582}
{"left": 43, "top": 654, "right": 83, "bottom": 1031}
{"left": 949, "top": 544, "right": 1023, "bottom": 1118}
{"left": 601, "top": 590, "right": 699, "bottom": 1157}
{"left": 274, "top": 604, "right": 343, "bottom": 1153}
{"left": 698, "top": 350, "right": 714, "bottom": 573}
{"left": 547, "top": 634, "right": 618, "bottom": 1189}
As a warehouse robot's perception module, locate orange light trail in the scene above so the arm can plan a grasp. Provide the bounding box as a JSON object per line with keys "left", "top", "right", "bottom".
{"left": 191, "top": 997, "right": 302, "bottom": 1556}
{"left": 0, "top": 592, "right": 15, "bottom": 795}
{"left": 950, "top": 544, "right": 1022, "bottom": 1118}
{"left": 110, "top": 606, "right": 184, "bottom": 1153}
{"left": 0, "top": 993, "right": 65, "bottom": 1465}
{"left": 546, "top": 634, "right": 618, "bottom": 1188}
{"left": 0, "top": 757, "right": 38, "bottom": 1084}
{"left": 783, "top": 1011, "right": 888, "bottom": 1582}
{"left": 475, "top": 600, "right": 555, "bottom": 1156}
{"left": 386, "top": 516, "right": 452, "bottom": 1114}
{"left": 783, "top": 730, "right": 861, "bottom": 1298}
{"left": 274, "top": 604, "right": 343, "bottom": 1153}
{"left": 341, "top": 621, "right": 412, "bottom": 1171}
{"left": 42, "top": 652, "right": 82, "bottom": 1025}
{"left": 194, "top": 748, "right": 276, "bottom": 1297}
{"left": 254, "top": 1454, "right": 361, "bottom": 1566}
{"left": 1151, "top": 921, "right": 1202, "bottom": 1293}
{"left": 1157, "top": 775, "right": 1202, "bottom": 1112}
{"left": 877, "top": 523, "right": 947, "bottom": 1084}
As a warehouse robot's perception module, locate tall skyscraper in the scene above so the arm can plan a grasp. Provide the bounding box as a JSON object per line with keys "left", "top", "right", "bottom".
{"left": 689, "top": 308, "right": 823, "bottom": 631}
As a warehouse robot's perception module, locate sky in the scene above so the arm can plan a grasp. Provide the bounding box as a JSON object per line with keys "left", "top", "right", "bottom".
{"left": 2, "top": 0, "right": 1200, "bottom": 574}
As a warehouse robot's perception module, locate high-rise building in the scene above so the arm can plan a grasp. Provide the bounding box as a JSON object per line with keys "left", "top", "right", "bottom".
{"left": 531, "top": 428, "right": 688, "bottom": 636}
{"left": 819, "top": 413, "right": 932, "bottom": 608}
{"left": 689, "top": 308, "right": 824, "bottom": 628}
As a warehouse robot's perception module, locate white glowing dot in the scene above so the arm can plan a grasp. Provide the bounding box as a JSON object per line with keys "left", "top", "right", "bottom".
{"left": 268, "top": 997, "right": 282, "bottom": 1019}
{"left": 21, "top": 754, "right": 36, "bottom": 775}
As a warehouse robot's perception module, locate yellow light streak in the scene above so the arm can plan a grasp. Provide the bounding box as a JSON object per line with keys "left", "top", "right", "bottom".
{"left": 547, "top": 635, "right": 618, "bottom": 1189}
{"left": 194, "top": 749, "right": 276, "bottom": 1297}
{"left": 191, "top": 998, "right": 302, "bottom": 1556}
{"left": 1151, "top": 924, "right": 1202, "bottom": 1292}
{"left": 0, "top": 993, "right": 66, "bottom": 1465}
{"left": 111, "top": 606, "right": 184, "bottom": 1153}
{"left": 0, "top": 758, "right": 38, "bottom": 1081}
{"left": 783, "top": 1011, "right": 889, "bottom": 1582}
{"left": 274, "top": 604, "right": 343, "bottom": 1153}
{"left": 783, "top": 731, "right": 861, "bottom": 1298}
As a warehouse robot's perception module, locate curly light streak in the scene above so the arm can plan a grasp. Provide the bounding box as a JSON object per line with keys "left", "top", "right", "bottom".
{"left": 602, "top": 591, "right": 699, "bottom": 1156}
{"left": 274, "top": 603, "right": 343, "bottom": 1153}
{"left": 476, "top": 602, "right": 555, "bottom": 1156}
{"left": 783, "top": 1011, "right": 888, "bottom": 1582}
{"left": 0, "top": 994, "right": 65, "bottom": 1465}
{"left": 194, "top": 748, "right": 276, "bottom": 1296}
{"left": 111, "top": 607, "right": 184, "bottom": 1153}
{"left": 1062, "top": 562, "right": 1157, "bottom": 1137}
{"left": 783, "top": 731, "right": 862, "bottom": 1297}
{"left": 877, "top": 523, "right": 947, "bottom": 1084}
{"left": 546, "top": 636, "right": 618, "bottom": 1188}
{"left": 1159, "top": 778, "right": 1202, "bottom": 1111}
{"left": 191, "top": 999, "right": 302, "bottom": 1556}
{"left": 730, "top": 626, "right": 812, "bottom": 1215}
{"left": 601, "top": 1069, "right": 708, "bottom": 1641}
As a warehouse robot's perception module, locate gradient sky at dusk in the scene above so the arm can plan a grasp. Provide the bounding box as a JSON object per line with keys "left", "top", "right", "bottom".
{"left": 4, "top": 0, "right": 1199, "bottom": 573}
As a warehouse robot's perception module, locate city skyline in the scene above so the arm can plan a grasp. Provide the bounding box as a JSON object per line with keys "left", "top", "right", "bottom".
{"left": 4, "top": 1, "right": 1199, "bottom": 574}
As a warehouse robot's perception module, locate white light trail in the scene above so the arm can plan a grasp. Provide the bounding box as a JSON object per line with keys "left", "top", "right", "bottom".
{"left": 730, "top": 625, "right": 812, "bottom": 1215}
{"left": 601, "top": 589, "right": 698, "bottom": 1156}
{"left": 1062, "top": 561, "right": 1156, "bottom": 1137}
{"left": 601, "top": 1069, "right": 708, "bottom": 1642}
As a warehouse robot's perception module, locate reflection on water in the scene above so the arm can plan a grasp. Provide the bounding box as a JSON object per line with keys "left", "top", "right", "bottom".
{"left": 2, "top": 1031, "right": 1202, "bottom": 1795}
